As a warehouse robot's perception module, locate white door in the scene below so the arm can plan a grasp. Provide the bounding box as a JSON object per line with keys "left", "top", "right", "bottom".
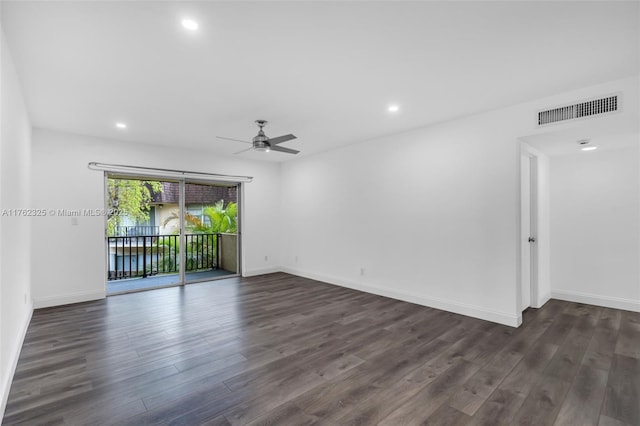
{"left": 520, "top": 155, "right": 536, "bottom": 311}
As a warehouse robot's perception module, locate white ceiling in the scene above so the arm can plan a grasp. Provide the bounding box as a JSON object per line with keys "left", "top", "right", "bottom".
{"left": 2, "top": 1, "right": 638, "bottom": 161}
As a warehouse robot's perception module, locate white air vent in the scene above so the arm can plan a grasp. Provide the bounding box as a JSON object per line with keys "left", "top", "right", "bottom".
{"left": 538, "top": 95, "right": 618, "bottom": 126}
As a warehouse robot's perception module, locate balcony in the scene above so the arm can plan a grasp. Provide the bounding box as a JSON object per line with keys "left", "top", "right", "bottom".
{"left": 107, "top": 232, "right": 238, "bottom": 294}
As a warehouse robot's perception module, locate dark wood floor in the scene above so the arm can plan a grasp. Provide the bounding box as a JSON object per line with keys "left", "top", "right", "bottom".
{"left": 3, "top": 273, "right": 639, "bottom": 425}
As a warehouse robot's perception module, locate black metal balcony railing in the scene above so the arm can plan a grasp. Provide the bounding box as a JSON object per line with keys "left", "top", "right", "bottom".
{"left": 114, "top": 225, "right": 160, "bottom": 237}
{"left": 107, "top": 233, "right": 220, "bottom": 280}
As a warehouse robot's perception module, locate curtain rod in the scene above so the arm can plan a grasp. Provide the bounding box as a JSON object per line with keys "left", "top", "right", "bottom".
{"left": 88, "top": 162, "right": 253, "bottom": 183}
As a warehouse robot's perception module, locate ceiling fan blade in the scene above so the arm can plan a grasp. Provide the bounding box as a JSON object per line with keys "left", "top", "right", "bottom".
{"left": 270, "top": 145, "right": 299, "bottom": 154}
{"left": 217, "top": 136, "right": 252, "bottom": 144}
{"left": 269, "top": 134, "right": 297, "bottom": 145}
{"left": 233, "top": 147, "right": 254, "bottom": 155}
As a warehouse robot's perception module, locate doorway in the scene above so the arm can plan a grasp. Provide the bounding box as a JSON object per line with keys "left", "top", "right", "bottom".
{"left": 519, "top": 139, "right": 552, "bottom": 315}
{"left": 105, "top": 176, "right": 240, "bottom": 294}
{"left": 520, "top": 153, "right": 537, "bottom": 311}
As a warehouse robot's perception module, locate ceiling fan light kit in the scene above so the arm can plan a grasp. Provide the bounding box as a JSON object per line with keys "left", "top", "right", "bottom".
{"left": 217, "top": 120, "right": 300, "bottom": 155}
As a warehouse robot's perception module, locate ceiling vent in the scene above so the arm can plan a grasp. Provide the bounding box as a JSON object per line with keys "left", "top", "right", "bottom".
{"left": 537, "top": 94, "right": 618, "bottom": 127}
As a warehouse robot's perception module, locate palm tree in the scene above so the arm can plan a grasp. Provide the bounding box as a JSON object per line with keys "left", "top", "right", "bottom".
{"left": 159, "top": 200, "right": 238, "bottom": 272}
{"left": 181, "top": 200, "right": 238, "bottom": 234}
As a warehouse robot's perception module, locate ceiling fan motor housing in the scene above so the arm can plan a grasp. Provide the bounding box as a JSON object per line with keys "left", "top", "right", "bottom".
{"left": 253, "top": 136, "right": 269, "bottom": 152}
{"left": 253, "top": 120, "right": 270, "bottom": 150}
{"left": 253, "top": 139, "right": 270, "bottom": 151}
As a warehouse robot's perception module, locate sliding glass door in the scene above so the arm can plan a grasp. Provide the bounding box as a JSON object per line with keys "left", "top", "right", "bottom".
{"left": 183, "top": 182, "right": 239, "bottom": 284}
{"left": 105, "top": 176, "right": 240, "bottom": 295}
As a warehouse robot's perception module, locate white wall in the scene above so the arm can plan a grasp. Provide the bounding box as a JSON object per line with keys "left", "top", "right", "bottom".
{"left": 280, "top": 75, "right": 639, "bottom": 327}
{"left": 30, "top": 129, "right": 282, "bottom": 308}
{"left": 550, "top": 145, "right": 640, "bottom": 311}
{"left": 0, "top": 29, "right": 33, "bottom": 417}
{"left": 281, "top": 110, "right": 524, "bottom": 326}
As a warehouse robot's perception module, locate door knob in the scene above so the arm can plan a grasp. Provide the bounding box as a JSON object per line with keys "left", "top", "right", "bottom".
{"left": 528, "top": 237, "right": 536, "bottom": 243}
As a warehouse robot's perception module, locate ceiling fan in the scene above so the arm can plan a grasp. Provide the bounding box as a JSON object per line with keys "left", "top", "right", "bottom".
{"left": 217, "top": 120, "right": 299, "bottom": 155}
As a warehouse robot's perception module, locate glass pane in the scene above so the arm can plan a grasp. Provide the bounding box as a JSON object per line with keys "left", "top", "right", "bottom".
{"left": 184, "top": 182, "right": 239, "bottom": 283}
{"left": 106, "top": 178, "right": 181, "bottom": 294}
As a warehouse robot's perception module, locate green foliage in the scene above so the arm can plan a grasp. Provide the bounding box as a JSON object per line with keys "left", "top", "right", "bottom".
{"left": 107, "top": 179, "right": 163, "bottom": 236}
{"left": 154, "top": 235, "right": 179, "bottom": 273}
{"left": 158, "top": 200, "right": 237, "bottom": 273}
{"left": 154, "top": 234, "right": 216, "bottom": 273}
{"left": 165, "top": 200, "right": 238, "bottom": 234}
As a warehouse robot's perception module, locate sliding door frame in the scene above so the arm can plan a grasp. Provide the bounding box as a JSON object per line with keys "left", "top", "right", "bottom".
{"left": 179, "top": 179, "right": 186, "bottom": 285}
{"left": 104, "top": 172, "right": 242, "bottom": 293}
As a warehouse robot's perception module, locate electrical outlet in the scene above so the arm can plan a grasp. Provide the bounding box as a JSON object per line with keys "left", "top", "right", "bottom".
{"left": 360, "top": 267, "right": 365, "bottom": 276}
{"left": 295, "top": 255, "right": 299, "bottom": 264}
{"left": 264, "top": 255, "right": 268, "bottom": 262}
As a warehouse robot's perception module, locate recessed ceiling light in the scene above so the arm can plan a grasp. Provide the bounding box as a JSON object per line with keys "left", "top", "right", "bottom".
{"left": 181, "top": 19, "right": 199, "bottom": 31}
{"left": 388, "top": 104, "right": 400, "bottom": 113}
{"left": 581, "top": 146, "right": 597, "bottom": 151}
{"left": 115, "top": 122, "right": 127, "bottom": 129}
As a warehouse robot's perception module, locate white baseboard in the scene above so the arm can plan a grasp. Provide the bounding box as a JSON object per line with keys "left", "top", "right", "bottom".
{"left": 1, "top": 303, "right": 33, "bottom": 420}
{"left": 242, "top": 267, "right": 281, "bottom": 277}
{"left": 281, "top": 267, "right": 520, "bottom": 327}
{"left": 551, "top": 290, "right": 640, "bottom": 312}
{"left": 33, "top": 290, "right": 105, "bottom": 309}
{"left": 532, "top": 293, "right": 551, "bottom": 309}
